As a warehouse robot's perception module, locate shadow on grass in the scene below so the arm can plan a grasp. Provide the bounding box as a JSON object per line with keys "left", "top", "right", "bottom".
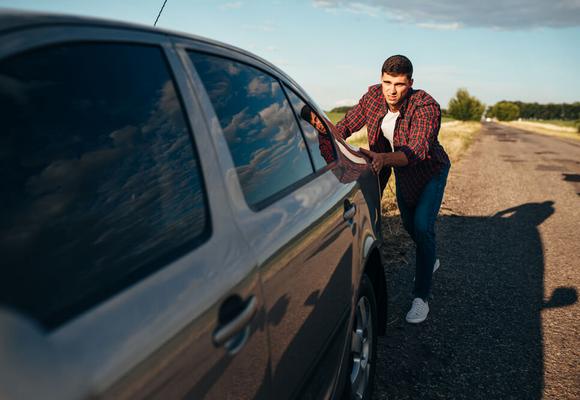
{"left": 374, "top": 201, "right": 577, "bottom": 400}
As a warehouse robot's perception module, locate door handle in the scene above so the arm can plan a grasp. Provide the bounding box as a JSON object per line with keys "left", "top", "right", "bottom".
{"left": 213, "top": 295, "right": 257, "bottom": 350}
{"left": 343, "top": 202, "right": 357, "bottom": 221}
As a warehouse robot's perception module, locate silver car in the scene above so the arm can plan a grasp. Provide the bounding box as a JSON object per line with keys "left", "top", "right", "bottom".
{"left": 0, "top": 10, "right": 387, "bottom": 400}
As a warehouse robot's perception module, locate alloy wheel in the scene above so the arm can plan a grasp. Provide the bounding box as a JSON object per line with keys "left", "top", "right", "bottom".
{"left": 350, "top": 295, "right": 373, "bottom": 399}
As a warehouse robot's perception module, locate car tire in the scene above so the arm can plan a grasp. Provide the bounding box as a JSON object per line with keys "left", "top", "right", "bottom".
{"left": 348, "top": 273, "right": 378, "bottom": 400}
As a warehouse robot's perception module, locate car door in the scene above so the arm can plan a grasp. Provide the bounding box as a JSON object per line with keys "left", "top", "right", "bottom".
{"left": 0, "top": 25, "right": 270, "bottom": 400}
{"left": 184, "top": 49, "right": 364, "bottom": 399}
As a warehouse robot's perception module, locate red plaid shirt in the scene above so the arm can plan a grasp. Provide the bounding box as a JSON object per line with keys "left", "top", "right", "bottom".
{"left": 336, "top": 84, "right": 450, "bottom": 207}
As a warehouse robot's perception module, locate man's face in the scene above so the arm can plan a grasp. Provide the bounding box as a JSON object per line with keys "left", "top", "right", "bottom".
{"left": 381, "top": 73, "right": 413, "bottom": 110}
{"left": 310, "top": 112, "right": 326, "bottom": 134}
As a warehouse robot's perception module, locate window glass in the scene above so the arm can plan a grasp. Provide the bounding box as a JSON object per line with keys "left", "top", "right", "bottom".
{"left": 284, "top": 86, "right": 337, "bottom": 168}
{"left": 0, "top": 43, "right": 209, "bottom": 328}
{"left": 189, "top": 52, "right": 313, "bottom": 208}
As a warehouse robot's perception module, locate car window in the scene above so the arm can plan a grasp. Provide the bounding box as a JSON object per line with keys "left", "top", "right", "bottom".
{"left": 188, "top": 52, "right": 314, "bottom": 208}
{"left": 0, "top": 42, "right": 209, "bottom": 329}
{"left": 283, "top": 86, "right": 337, "bottom": 169}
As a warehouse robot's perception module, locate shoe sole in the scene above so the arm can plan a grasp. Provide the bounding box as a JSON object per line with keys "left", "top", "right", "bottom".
{"left": 406, "top": 313, "right": 428, "bottom": 324}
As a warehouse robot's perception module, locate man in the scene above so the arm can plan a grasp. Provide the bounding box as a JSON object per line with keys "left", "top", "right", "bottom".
{"left": 336, "top": 55, "right": 450, "bottom": 323}
{"left": 300, "top": 104, "right": 327, "bottom": 135}
{"left": 300, "top": 104, "right": 335, "bottom": 164}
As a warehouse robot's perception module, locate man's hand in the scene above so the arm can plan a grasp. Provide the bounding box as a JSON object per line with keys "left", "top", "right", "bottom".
{"left": 359, "top": 148, "right": 388, "bottom": 174}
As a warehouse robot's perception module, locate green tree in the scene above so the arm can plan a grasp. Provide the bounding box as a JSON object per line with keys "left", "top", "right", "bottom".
{"left": 447, "top": 89, "right": 485, "bottom": 121}
{"left": 491, "top": 101, "right": 520, "bottom": 121}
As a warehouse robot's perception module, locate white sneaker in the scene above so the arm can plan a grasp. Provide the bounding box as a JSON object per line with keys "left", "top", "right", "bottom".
{"left": 406, "top": 298, "right": 429, "bottom": 323}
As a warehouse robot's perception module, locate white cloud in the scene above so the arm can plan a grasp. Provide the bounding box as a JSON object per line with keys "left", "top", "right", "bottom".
{"left": 222, "top": 107, "right": 260, "bottom": 141}
{"left": 344, "top": 2, "right": 382, "bottom": 17}
{"left": 313, "top": 0, "right": 334, "bottom": 7}
{"left": 248, "top": 76, "right": 271, "bottom": 96}
{"left": 417, "top": 22, "right": 463, "bottom": 31}
{"left": 313, "top": 0, "right": 580, "bottom": 29}
{"left": 220, "top": 1, "right": 243, "bottom": 11}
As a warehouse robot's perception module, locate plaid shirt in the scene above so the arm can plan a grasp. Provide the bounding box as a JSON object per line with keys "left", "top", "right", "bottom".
{"left": 336, "top": 84, "right": 450, "bottom": 207}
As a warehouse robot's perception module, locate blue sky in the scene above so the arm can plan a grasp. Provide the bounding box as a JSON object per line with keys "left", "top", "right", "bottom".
{"left": 2, "top": 0, "right": 579, "bottom": 110}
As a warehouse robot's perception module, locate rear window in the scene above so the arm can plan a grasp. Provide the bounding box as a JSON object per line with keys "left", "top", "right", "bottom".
{"left": 0, "top": 43, "right": 209, "bottom": 329}
{"left": 189, "top": 52, "right": 314, "bottom": 208}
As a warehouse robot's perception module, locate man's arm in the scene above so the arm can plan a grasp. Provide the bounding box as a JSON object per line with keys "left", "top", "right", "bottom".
{"left": 335, "top": 93, "right": 368, "bottom": 140}
{"left": 359, "top": 148, "right": 408, "bottom": 174}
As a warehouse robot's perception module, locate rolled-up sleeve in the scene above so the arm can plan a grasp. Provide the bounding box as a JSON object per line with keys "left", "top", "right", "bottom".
{"left": 398, "top": 103, "right": 441, "bottom": 167}
{"left": 336, "top": 93, "right": 368, "bottom": 140}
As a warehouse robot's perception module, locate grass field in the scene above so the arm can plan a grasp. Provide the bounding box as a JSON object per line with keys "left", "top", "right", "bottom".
{"left": 326, "top": 111, "right": 346, "bottom": 124}
{"left": 529, "top": 119, "right": 578, "bottom": 128}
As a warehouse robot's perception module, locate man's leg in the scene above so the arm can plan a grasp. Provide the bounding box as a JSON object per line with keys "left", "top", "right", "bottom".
{"left": 412, "top": 165, "right": 450, "bottom": 301}
{"left": 395, "top": 177, "right": 416, "bottom": 242}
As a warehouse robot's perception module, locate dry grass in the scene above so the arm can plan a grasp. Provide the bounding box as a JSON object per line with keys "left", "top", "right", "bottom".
{"left": 499, "top": 120, "right": 580, "bottom": 141}
{"left": 439, "top": 121, "right": 481, "bottom": 162}
{"left": 345, "top": 127, "right": 370, "bottom": 149}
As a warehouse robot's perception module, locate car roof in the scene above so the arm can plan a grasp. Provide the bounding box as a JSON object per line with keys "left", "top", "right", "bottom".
{"left": 0, "top": 9, "right": 223, "bottom": 45}
{"left": 0, "top": 9, "right": 309, "bottom": 99}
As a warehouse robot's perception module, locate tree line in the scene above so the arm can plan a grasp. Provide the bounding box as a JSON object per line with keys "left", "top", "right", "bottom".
{"left": 443, "top": 89, "right": 580, "bottom": 122}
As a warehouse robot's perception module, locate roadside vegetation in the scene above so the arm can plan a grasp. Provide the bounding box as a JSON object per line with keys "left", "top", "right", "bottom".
{"left": 486, "top": 100, "right": 580, "bottom": 138}
{"left": 498, "top": 120, "right": 580, "bottom": 141}
{"left": 447, "top": 88, "right": 485, "bottom": 121}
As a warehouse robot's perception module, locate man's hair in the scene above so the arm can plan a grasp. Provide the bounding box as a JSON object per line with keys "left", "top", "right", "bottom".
{"left": 381, "top": 55, "right": 413, "bottom": 80}
{"left": 300, "top": 104, "right": 314, "bottom": 122}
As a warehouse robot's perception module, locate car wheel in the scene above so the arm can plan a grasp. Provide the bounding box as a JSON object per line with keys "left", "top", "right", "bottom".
{"left": 349, "top": 273, "right": 378, "bottom": 400}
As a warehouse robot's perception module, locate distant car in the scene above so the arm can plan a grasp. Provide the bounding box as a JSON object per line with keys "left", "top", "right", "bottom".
{"left": 0, "top": 10, "right": 387, "bottom": 400}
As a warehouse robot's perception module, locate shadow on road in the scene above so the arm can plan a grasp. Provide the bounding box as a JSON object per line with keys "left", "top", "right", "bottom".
{"left": 374, "top": 201, "right": 577, "bottom": 400}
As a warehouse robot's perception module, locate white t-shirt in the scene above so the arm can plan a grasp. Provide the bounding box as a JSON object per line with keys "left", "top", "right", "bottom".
{"left": 381, "top": 110, "right": 399, "bottom": 151}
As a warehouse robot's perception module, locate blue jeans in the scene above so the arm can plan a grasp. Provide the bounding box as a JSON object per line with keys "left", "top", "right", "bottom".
{"left": 396, "top": 164, "right": 450, "bottom": 301}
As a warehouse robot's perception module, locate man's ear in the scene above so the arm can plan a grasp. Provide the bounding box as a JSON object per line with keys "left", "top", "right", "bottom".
{"left": 409, "top": 78, "right": 414, "bottom": 87}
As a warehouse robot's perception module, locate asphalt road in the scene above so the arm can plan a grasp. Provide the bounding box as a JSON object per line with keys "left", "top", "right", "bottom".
{"left": 374, "top": 122, "right": 580, "bottom": 399}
